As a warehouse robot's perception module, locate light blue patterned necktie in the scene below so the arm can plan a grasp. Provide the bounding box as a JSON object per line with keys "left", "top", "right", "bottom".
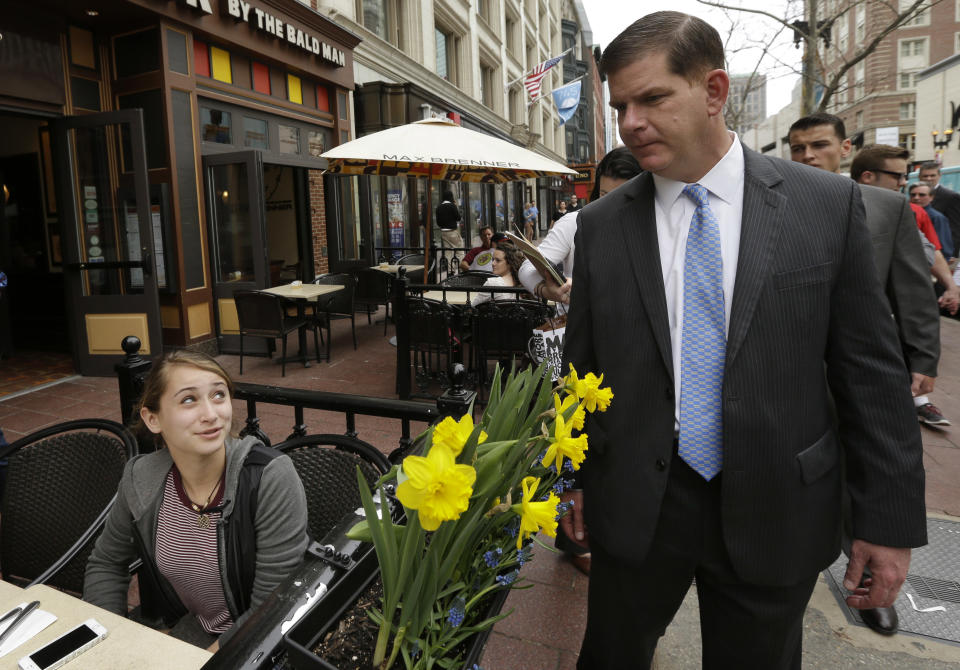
{"left": 678, "top": 184, "right": 725, "bottom": 481}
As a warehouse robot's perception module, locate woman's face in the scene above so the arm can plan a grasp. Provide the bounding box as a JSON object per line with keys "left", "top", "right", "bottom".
{"left": 140, "top": 364, "right": 232, "bottom": 459}
{"left": 491, "top": 249, "right": 510, "bottom": 278}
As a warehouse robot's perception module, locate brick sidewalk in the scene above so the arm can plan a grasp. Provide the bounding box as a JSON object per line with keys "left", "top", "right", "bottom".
{"left": 2, "top": 311, "right": 958, "bottom": 669}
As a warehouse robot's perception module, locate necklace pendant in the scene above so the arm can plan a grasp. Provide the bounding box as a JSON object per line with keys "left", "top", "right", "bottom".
{"left": 197, "top": 514, "right": 210, "bottom": 529}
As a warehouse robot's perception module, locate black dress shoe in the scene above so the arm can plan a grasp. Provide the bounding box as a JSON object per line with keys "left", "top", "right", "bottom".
{"left": 860, "top": 606, "right": 899, "bottom": 635}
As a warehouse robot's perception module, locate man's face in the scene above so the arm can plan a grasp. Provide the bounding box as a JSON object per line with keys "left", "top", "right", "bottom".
{"left": 570, "top": 196, "right": 578, "bottom": 206}
{"left": 865, "top": 158, "right": 909, "bottom": 191}
{"left": 910, "top": 184, "right": 933, "bottom": 207}
{"left": 919, "top": 167, "right": 940, "bottom": 189}
{"left": 609, "top": 52, "right": 722, "bottom": 181}
{"left": 480, "top": 228, "right": 493, "bottom": 247}
{"left": 788, "top": 125, "right": 851, "bottom": 173}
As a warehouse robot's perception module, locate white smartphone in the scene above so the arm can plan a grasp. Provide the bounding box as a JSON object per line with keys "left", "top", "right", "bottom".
{"left": 17, "top": 619, "right": 108, "bottom": 670}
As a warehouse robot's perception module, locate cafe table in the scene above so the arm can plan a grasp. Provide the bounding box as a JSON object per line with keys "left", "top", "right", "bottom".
{"left": 370, "top": 264, "right": 424, "bottom": 276}
{"left": 261, "top": 283, "right": 345, "bottom": 366}
{"left": 0, "top": 583, "right": 211, "bottom": 670}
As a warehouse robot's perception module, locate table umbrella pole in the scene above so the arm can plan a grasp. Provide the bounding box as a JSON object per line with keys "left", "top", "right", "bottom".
{"left": 423, "top": 163, "right": 436, "bottom": 284}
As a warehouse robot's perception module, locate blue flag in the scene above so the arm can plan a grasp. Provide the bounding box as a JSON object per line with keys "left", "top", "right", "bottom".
{"left": 552, "top": 80, "right": 582, "bottom": 126}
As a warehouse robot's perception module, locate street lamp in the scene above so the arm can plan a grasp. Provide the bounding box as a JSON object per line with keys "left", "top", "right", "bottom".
{"left": 932, "top": 129, "right": 954, "bottom": 150}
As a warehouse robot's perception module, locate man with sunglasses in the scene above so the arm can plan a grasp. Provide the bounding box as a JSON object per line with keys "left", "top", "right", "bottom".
{"left": 851, "top": 145, "right": 959, "bottom": 427}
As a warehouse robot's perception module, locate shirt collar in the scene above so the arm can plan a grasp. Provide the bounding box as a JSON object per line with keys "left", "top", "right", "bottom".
{"left": 652, "top": 132, "right": 744, "bottom": 212}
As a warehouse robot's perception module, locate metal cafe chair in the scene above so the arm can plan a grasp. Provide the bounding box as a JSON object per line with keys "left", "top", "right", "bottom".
{"left": 234, "top": 290, "right": 311, "bottom": 377}
{"left": 471, "top": 299, "right": 553, "bottom": 397}
{"left": 405, "top": 296, "right": 459, "bottom": 395}
{"left": 353, "top": 268, "right": 393, "bottom": 335}
{"left": 312, "top": 274, "right": 357, "bottom": 361}
{"left": 441, "top": 270, "right": 495, "bottom": 287}
{"left": 271, "top": 434, "right": 391, "bottom": 542}
{"left": 0, "top": 419, "right": 137, "bottom": 594}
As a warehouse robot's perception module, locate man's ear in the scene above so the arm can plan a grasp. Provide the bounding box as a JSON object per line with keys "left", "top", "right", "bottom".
{"left": 860, "top": 171, "right": 878, "bottom": 185}
{"left": 840, "top": 138, "right": 852, "bottom": 159}
{"left": 704, "top": 69, "right": 729, "bottom": 117}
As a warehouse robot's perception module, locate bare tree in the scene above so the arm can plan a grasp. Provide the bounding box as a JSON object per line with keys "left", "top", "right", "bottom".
{"left": 697, "top": 0, "right": 943, "bottom": 114}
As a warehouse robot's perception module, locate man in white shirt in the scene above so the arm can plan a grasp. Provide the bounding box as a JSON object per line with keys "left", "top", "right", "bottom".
{"left": 562, "top": 11, "right": 926, "bottom": 669}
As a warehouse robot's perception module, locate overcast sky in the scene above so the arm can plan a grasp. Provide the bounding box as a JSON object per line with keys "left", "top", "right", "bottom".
{"left": 579, "top": 1, "right": 802, "bottom": 117}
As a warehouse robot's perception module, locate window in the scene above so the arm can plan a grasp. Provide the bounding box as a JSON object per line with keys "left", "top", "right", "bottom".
{"left": 900, "top": 39, "right": 925, "bottom": 58}
{"left": 278, "top": 125, "right": 300, "bottom": 154}
{"left": 243, "top": 117, "right": 268, "bottom": 149}
{"left": 956, "top": 32, "right": 960, "bottom": 54}
{"left": 252, "top": 62, "right": 270, "bottom": 94}
{"left": 477, "top": 0, "right": 497, "bottom": 28}
{"left": 855, "top": 110, "right": 864, "bottom": 129}
{"left": 210, "top": 45, "right": 232, "bottom": 84}
{"left": 358, "top": 0, "right": 401, "bottom": 47}
{"left": 855, "top": 4, "right": 866, "bottom": 43}
{"left": 201, "top": 106, "right": 232, "bottom": 144}
{"left": 854, "top": 62, "right": 865, "bottom": 98}
{"left": 505, "top": 16, "right": 518, "bottom": 56}
{"left": 508, "top": 87, "right": 520, "bottom": 124}
{"left": 480, "top": 63, "right": 495, "bottom": 108}
{"left": 900, "top": 132, "right": 916, "bottom": 153}
{"left": 287, "top": 74, "right": 302, "bottom": 104}
{"left": 435, "top": 26, "right": 459, "bottom": 85}
{"left": 900, "top": 0, "right": 930, "bottom": 27}
{"left": 899, "top": 71, "right": 919, "bottom": 89}
{"left": 837, "top": 11, "right": 848, "bottom": 54}
{"left": 899, "top": 101, "right": 916, "bottom": 119}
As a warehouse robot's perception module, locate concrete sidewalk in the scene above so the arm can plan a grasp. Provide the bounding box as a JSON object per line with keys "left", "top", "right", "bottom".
{"left": 1, "top": 311, "right": 959, "bottom": 668}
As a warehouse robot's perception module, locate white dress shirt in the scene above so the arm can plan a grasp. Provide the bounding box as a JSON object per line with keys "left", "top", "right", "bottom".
{"left": 652, "top": 133, "right": 745, "bottom": 423}
{"left": 517, "top": 211, "right": 578, "bottom": 314}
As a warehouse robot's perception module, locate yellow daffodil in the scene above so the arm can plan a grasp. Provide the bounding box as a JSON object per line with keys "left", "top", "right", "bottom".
{"left": 511, "top": 476, "right": 559, "bottom": 549}
{"left": 553, "top": 392, "right": 585, "bottom": 431}
{"left": 396, "top": 447, "right": 476, "bottom": 531}
{"left": 431, "top": 414, "right": 487, "bottom": 458}
{"left": 541, "top": 412, "right": 588, "bottom": 472}
{"left": 566, "top": 364, "right": 613, "bottom": 413}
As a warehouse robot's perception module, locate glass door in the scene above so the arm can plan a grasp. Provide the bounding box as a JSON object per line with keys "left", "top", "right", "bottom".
{"left": 203, "top": 150, "right": 267, "bottom": 354}
{"left": 50, "top": 110, "right": 161, "bottom": 376}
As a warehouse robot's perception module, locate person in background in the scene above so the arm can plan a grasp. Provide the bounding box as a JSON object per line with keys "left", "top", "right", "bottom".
{"left": 910, "top": 182, "right": 955, "bottom": 261}
{"left": 460, "top": 226, "right": 495, "bottom": 272}
{"left": 789, "top": 112, "right": 940, "bottom": 636}
{"left": 550, "top": 200, "right": 568, "bottom": 228}
{"left": 519, "top": 146, "right": 643, "bottom": 309}
{"left": 84, "top": 351, "right": 308, "bottom": 651}
{"left": 471, "top": 241, "right": 525, "bottom": 306}
{"left": 568, "top": 194, "right": 580, "bottom": 212}
{"left": 524, "top": 200, "right": 539, "bottom": 240}
{"left": 436, "top": 190, "right": 463, "bottom": 252}
{"left": 919, "top": 161, "right": 960, "bottom": 249}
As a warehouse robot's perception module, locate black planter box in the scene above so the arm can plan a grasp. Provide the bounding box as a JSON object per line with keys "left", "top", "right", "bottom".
{"left": 283, "top": 549, "right": 510, "bottom": 670}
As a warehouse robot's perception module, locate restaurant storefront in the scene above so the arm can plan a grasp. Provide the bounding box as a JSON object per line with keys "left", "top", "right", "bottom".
{"left": 328, "top": 80, "right": 529, "bottom": 271}
{"left": 0, "top": 0, "right": 358, "bottom": 376}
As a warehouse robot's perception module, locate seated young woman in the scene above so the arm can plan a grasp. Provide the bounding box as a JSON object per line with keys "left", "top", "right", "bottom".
{"left": 83, "top": 350, "right": 309, "bottom": 650}
{"left": 471, "top": 241, "right": 526, "bottom": 306}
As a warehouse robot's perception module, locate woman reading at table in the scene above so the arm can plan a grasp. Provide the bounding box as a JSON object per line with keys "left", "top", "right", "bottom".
{"left": 471, "top": 241, "right": 526, "bottom": 306}
{"left": 83, "top": 351, "right": 308, "bottom": 650}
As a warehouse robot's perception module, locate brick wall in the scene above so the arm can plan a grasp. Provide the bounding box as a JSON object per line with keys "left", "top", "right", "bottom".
{"left": 308, "top": 169, "right": 329, "bottom": 277}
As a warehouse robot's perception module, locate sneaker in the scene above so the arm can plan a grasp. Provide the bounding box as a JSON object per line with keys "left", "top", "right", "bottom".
{"left": 917, "top": 403, "right": 951, "bottom": 426}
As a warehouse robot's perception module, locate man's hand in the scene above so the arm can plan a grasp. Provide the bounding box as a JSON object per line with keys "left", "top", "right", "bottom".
{"left": 938, "top": 286, "right": 960, "bottom": 315}
{"left": 542, "top": 278, "right": 573, "bottom": 304}
{"left": 911, "top": 372, "right": 936, "bottom": 397}
{"left": 559, "top": 489, "right": 589, "bottom": 550}
{"left": 843, "top": 539, "right": 911, "bottom": 609}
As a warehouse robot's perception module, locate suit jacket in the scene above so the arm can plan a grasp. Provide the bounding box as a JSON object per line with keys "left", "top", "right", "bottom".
{"left": 564, "top": 147, "right": 927, "bottom": 587}
{"left": 930, "top": 184, "right": 960, "bottom": 247}
{"left": 858, "top": 184, "right": 939, "bottom": 378}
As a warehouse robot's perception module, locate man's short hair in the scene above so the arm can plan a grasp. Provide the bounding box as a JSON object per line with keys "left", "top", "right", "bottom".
{"left": 599, "top": 11, "right": 724, "bottom": 82}
{"left": 909, "top": 182, "right": 931, "bottom": 195}
{"left": 788, "top": 113, "right": 846, "bottom": 142}
{"left": 479, "top": 225, "right": 493, "bottom": 234}
{"left": 849, "top": 144, "right": 911, "bottom": 182}
{"left": 920, "top": 161, "right": 941, "bottom": 174}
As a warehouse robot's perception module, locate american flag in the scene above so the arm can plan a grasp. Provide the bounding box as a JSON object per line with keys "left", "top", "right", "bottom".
{"left": 524, "top": 54, "right": 565, "bottom": 101}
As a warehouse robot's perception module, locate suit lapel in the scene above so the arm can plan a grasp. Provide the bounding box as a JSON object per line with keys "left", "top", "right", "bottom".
{"left": 726, "top": 149, "right": 785, "bottom": 367}
{"left": 618, "top": 173, "right": 674, "bottom": 383}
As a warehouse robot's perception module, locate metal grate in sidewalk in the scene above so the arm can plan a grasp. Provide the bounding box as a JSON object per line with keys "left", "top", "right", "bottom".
{"left": 824, "top": 517, "right": 960, "bottom": 646}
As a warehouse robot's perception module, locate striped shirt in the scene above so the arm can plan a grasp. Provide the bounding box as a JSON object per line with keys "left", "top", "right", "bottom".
{"left": 155, "top": 467, "right": 233, "bottom": 635}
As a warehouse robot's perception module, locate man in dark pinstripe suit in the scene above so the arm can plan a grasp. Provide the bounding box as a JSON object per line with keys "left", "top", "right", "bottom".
{"left": 561, "top": 12, "right": 927, "bottom": 669}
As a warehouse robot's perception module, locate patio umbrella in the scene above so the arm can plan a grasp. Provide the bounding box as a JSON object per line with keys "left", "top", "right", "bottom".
{"left": 321, "top": 118, "right": 576, "bottom": 282}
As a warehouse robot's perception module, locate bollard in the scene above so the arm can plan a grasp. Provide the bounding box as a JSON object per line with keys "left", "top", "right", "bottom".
{"left": 115, "top": 335, "right": 154, "bottom": 451}
{"left": 437, "top": 363, "right": 476, "bottom": 418}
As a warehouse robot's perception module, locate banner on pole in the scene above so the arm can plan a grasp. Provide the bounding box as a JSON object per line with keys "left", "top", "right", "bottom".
{"left": 552, "top": 80, "right": 582, "bottom": 126}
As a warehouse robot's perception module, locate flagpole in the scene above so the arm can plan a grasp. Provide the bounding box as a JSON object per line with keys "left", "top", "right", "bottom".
{"left": 527, "top": 75, "right": 586, "bottom": 107}
{"left": 506, "top": 47, "right": 573, "bottom": 87}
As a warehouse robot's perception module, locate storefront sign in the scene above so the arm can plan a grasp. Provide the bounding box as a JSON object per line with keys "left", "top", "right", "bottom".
{"left": 224, "top": 0, "right": 345, "bottom": 66}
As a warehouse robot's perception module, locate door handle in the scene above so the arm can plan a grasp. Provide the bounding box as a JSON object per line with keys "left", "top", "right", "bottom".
{"left": 141, "top": 250, "right": 153, "bottom": 277}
